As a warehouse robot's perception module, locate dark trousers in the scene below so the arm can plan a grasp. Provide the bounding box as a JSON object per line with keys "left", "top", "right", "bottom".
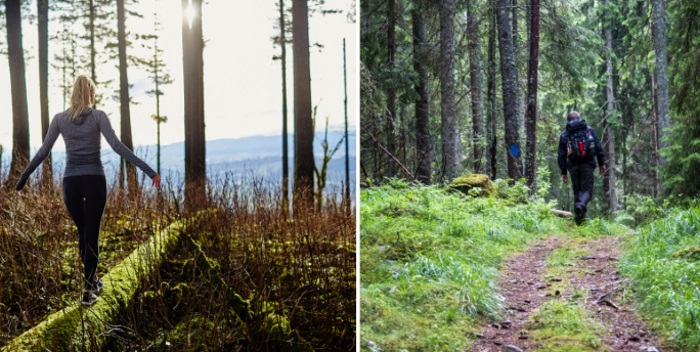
{"left": 62, "top": 175, "right": 107, "bottom": 289}
{"left": 569, "top": 163, "right": 595, "bottom": 216}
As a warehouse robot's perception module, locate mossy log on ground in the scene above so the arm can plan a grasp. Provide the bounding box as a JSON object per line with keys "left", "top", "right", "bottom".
{"left": 670, "top": 245, "right": 700, "bottom": 261}
{"left": 2, "top": 219, "right": 190, "bottom": 352}
{"left": 447, "top": 174, "right": 498, "bottom": 198}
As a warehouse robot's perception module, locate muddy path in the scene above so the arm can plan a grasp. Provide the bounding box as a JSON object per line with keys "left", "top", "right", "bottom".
{"left": 472, "top": 236, "right": 671, "bottom": 352}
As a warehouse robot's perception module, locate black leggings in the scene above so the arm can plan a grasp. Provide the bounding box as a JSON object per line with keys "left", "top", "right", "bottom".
{"left": 62, "top": 175, "right": 107, "bottom": 289}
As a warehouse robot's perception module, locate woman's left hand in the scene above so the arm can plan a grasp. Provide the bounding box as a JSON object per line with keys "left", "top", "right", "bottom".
{"left": 152, "top": 174, "right": 161, "bottom": 188}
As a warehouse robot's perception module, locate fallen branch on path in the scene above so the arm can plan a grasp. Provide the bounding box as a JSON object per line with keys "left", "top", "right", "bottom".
{"left": 550, "top": 209, "right": 572, "bottom": 217}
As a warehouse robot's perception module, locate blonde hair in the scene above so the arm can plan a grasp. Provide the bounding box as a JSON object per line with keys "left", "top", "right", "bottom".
{"left": 68, "top": 75, "right": 96, "bottom": 121}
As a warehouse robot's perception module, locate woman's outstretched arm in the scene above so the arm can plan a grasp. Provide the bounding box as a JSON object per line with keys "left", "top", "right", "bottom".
{"left": 94, "top": 111, "right": 158, "bottom": 181}
{"left": 15, "top": 115, "right": 60, "bottom": 190}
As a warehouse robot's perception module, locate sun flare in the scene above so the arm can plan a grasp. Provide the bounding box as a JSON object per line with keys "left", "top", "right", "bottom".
{"left": 184, "top": 0, "right": 196, "bottom": 29}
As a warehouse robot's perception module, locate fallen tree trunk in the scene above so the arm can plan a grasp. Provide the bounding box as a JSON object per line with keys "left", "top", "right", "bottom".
{"left": 550, "top": 209, "right": 572, "bottom": 217}
{"left": 3, "top": 218, "right": 190, "bottom": 352}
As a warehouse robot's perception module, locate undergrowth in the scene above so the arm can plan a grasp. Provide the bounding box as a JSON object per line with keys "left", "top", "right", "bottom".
{"left": 0, "top": 171, "right": 355, "bottom": 351}
{"left": 619, "top": 205, "right": 700, "bottom": 349}
{"left": 360, "top": 180, "right": 569, "bottom": 351}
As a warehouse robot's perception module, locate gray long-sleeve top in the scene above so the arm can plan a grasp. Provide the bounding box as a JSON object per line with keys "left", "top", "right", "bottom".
{"left": 18, "top": 108, "right": 156, "bottom": 181}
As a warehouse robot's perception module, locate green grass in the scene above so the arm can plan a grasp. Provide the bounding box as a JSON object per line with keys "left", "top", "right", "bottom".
{"left": 360, "top": 182, "right": 569, "bottom": 351}
{"left": 526, "top": 240, "right": 606, "bottom": 352}
{"left": 619, "top": 206, "right": 700, "bottom": 349}
{"left": 526, "top": 299, "right": 606, "bottom": 352}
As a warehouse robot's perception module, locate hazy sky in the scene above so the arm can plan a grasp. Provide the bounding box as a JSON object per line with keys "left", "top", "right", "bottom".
{"left": 0, "top": 0, "right": 357, "bottom": 152}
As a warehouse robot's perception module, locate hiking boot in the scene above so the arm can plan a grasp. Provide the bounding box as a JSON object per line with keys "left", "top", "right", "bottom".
{"left": 90, "top": 277, "right": 103, "bottom": 294}
{"left": 81, "top": 291, "right": 98, "bottom": 307}
{"left": 574, "top": 205, "right": 585, "bottom": 226}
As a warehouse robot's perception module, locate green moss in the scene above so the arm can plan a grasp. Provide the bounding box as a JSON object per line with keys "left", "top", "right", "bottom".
{"left": 169, "top": 316, "right": 217, "bottom": 351}
{"left": 186, "top": 236, "right": 251, "bottom": 323}
{"left": 2, "top": 218, "right": 191, "bottom": 352}
{"left": 447, "top": 174, "right": 498, "bottom": 198}
{"left": 526, "top": 300, "right": 606, "bottom": 352}
{"left": 259, "top": 302, "right": 313, "bottom": 352}
{"left": 670, "top": 245, "right": 700, "bottom": 261}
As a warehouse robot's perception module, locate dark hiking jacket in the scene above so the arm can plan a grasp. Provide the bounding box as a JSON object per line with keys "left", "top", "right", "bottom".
{"left": 557, "top": 119, "right": 605, "bottom": 175}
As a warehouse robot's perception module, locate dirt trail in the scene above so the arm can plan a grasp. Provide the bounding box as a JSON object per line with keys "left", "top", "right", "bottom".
{"left": 472, "top": 236, "right": 671, "bottom": 352}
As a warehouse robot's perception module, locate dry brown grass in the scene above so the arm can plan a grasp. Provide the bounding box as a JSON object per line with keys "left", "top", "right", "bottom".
{"left": 0, "top": 171, "right": 355, "bottom": 351}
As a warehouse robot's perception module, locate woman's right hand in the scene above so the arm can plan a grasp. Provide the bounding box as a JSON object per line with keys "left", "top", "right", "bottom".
{"left": 152, "top": 174, "right": 161, "bottom": 188}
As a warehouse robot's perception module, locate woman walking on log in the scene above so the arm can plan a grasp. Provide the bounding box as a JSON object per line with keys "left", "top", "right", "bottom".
{"left": 14, "top": 75, "right": 160, "bottom": 306}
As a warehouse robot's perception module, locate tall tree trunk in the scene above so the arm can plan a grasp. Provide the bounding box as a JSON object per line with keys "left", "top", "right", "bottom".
{"left": 38, "top": 0, "right": 52, "bottom": 185}
{"left": 182, "top": 0, "right": 206, "bottom": 209}
{"left": 512, "top": 0, "right": 524, "bottom": 135}
{"left": 524, "top": 0, "right": 539, "bottom": 188}
{"left": 413, "top": 6, "right": 431, "bottom": 184}
{"left": 117, "top": 0, "right": 138, "bottom": 192}
{"left": 651, "top": 72, "right": 660, "bottom": 197}
{"left": 279, "top": 0, "right": 290, "bottom": 214}
{"left": 468, "top": 0, "right": 484, "bottom": 173}
{"left": 154, "top": 39, "right": 162, "bottom": 176}
{"left": 6, "top": 0, "right": 30, "bottom": 183}
{"left": 386, "top": 0, "right": 397, "bottom": 176}
{"left": 89, "top": 0, "right": 97, "bottom": 106}
{"left": 602, "top": 0, "right": 617, "bottom": 218}
{"left": 343, "top": 38, "right": 351, "bottom": 213}
{"left": 292, "top": 0, "right": 314, "bottom": 210}
{"left": 439, "top": 0, "right": 457, "bottom": 182}
{"left": 652, "top": 0, "right": 669, "bottom": 192}
{"left": 497, "top": 0, "right": 521, "bottom": 180}
{"left": 487, "top": 0, "right": 498, "bottom": 180}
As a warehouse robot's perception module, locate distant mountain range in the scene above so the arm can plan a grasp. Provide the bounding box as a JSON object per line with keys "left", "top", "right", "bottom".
{"left": 26, "top": 130, "right": 356, "bottom": 190}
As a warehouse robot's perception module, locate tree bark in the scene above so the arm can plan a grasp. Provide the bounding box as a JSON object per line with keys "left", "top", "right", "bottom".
{"left": 602, "top": 0, "right": 617, "bottom": 218}
{"left": 38, "top": 0, "right": 52, "bottom": 185}
{"left": 292, "top": 0, "right": 315, "bottom": 210}
{"left": 497, "top": 0, "right": 522, "bottom": 180}
{"left": 651, "top": 72, "right": 660, "bottom": 197}
{"left": 468, "top": 0, "right": 484, "bottom": 173}
{"left": 182, "top": 0, "right": 206, "bottom": 210}
{"left": 512, "top": 0, "right": 524, "bottom": 135}
{"left": 89, "top": 0, "right": 97, "bottom": 106}
{"left": 487, "top": 0, "right": 498, "bottom": 180}
{"left": 386, "top": 0, "right": 397, "bottom": 176}
{"left": 343, "top": 38, "right": 351, "bottom": 212}
{"left": 279, "top": 0, "right": 290, "bottom": 213}
{"left": 6, "top": 0, "right": 30, "bottom": 183}
{"left": 652, "top": 0, "right": 669, "bottom": 191}
{"left": 524, "top": 0, "right": 539, "bottom": 188}
{"left": 117, "top": 0, "right": 138, "bottom": 192}
{"left": 413, "top": 6, "right": 431, "bottom": 184}
{"left": 439, "top": 0, "right": 457, "bottom": 182}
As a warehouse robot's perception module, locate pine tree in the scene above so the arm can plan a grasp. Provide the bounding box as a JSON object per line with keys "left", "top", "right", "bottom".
{"left": 292, "top": 0, "right": 315, "bottom": 210}
{"left": 140, "top": 11, "right": 172, "bottom": 176}
{"left": 497, "top": 0, "right": 521, "bottom": 180}
{"left": 5, "top": 0, "right": 30, "bottom": 183}
{"left": 182, "top": 0, "right": 206, "bottom": 209}
{"left": 439, "top": 0, "right": 457, "bottom": 181}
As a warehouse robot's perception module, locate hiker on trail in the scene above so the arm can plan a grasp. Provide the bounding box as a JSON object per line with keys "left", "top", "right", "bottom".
{"left": 14, "top": 75, "right": 160, "bottom": 307}
{"left": 558, "top": 111, "right": 606, "bottom": 225}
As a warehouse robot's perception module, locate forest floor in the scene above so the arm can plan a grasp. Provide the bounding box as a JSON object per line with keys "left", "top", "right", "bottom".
{"left": 472, "top": 235, "right": 671, "bottom": 352}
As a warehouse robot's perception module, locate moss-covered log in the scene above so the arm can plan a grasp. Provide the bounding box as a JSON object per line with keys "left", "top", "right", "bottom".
{"left": 670, "top": 245, "right": 700, "bottom": 261}
{"left": 2, "top": 219, "right": 189, "bottom": 352}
